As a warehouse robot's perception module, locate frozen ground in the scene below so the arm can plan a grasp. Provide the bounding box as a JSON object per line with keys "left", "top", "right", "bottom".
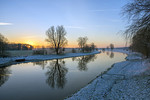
{"left": 66, "top": 49, "right": 150, "bottom": 100}
{"left": 0, "top": 51, "right": 100, "bottom": 67}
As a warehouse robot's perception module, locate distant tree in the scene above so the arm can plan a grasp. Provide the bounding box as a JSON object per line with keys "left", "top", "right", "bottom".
{"left": 106, "top": 46, "right": 109, "bottom": 49}
{"left": 46, "top": 25, "right": 68, "bottom": 54}
{"left": 102, "top": 48, "right": 105, "bottom": 52}
{"left": 122, "top": 0, "right": 150, "bottom": 39}
{"left": 84, "top": 44, "right": 91, "bottom": 52}
{"left": 130, "top": 27, "right": 150, "bottom": 58}
{"left": 91, "top": 43, "right": 96, "bottom": 51}
{"left": 62, "top": 48, "right": 65, "bottom": 54}
{"left": 110, "top": 44, "right": 114, "bottom": 50}
{"left": 0, "top": 33, "right": 8, "bottom": 56}
{"left": 77, "top": 36, "right": 88, "bottom": 52}
{"left": 72, "top": 48, "right": 76, "bottom": 53}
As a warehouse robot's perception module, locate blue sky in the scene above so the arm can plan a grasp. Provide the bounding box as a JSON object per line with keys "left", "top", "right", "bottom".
{"left": 0, "top": 0, "right": 129, "bottom": 47}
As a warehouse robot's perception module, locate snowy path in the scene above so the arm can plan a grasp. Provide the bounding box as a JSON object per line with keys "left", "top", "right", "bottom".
{"left": 66, "top": 50, "right": 150, "bottom": 100}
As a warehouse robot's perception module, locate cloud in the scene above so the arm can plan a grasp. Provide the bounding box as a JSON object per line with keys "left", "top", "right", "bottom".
{"left": 0, "top": 22, "right": 13, "bottom": 25}
{"left": 65, "top": 26, "right": 84, "bottom": 29}
{"left": 89, "top": 9, "right": 119, "bottom": 12}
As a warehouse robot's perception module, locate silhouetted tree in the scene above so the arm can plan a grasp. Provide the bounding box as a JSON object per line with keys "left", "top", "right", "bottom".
{"left": 122, "top": 0, "right": 150, "bottom": 39}
{"left": 77, "top": 37, "right": 88, "bottom": 52}
{"left": 130, "top": 27, "right": 150, "bottom": 58}
{"left": 84, "top": 44, "right": 91, "bottom": 52}
{"left": 46, "top": 25, "right": 68, "bottom": 54}
{"left": 122, "top": 0, "right": 150, "bottom": 57}
{"left": 45, "top": 59, "right": 68, "bottom": 88}
{"left": 72, "top": 48, "right": 76, "bottom": 53}
{"left": 0, "top": 33, "right": 8, "bottom": 57}
{"left": 91, "top": 43, "right": 96, "bottom": 51}
{"left": 110, "top": 44, "right": 114, "bottom": 50}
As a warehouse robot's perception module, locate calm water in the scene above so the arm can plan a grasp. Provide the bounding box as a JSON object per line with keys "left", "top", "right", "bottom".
{"left": 0, "top": 51, "right": 126, "bottom": 100}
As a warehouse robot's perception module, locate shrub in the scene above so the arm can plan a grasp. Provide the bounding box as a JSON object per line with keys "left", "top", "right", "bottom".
{"left": 33, "top": 50, "right": 46, "bottom": 55}
{"left": 72, "top": 48, "right": 76, "bottom": 53}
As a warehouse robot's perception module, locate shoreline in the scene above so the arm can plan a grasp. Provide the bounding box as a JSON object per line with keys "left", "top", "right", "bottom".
{"left": 66, "top": 49, "right": 150, "bottom": 100}
{"left": 0, "top": 51, "right": 100, "bottom": 68}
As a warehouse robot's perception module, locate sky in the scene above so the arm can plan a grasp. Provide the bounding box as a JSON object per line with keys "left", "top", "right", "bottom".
{"left": 0, "top": 0, "right": 129, "bottom": 48}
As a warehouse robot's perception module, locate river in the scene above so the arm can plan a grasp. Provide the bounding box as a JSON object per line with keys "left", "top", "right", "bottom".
{"left": 0, "top": 51, "right": 127, "bottom": 100}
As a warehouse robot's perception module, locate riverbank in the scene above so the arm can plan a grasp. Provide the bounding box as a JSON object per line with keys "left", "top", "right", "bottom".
{"left": 66, "top": 49, "right": 150, "bottom": 100}
{"left": 0, "top": 51, "right": 100, "bottom": 68}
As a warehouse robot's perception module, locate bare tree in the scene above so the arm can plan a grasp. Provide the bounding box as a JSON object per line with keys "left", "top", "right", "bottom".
{"left": 122, "top": 0, "right": 150, "bottom": 39}
{"left": 77, "top": 36, "right": 88, "bottom": 52}
{"left": 46, "top": 25, "right": 68, "bottom": 54}
{"left": 122, "top": 0, "right": 150, "bottom": 57}
{"left": 0, "top": 33, "right": 8, "bottom": 56}
{"left": 110, "top": 43, "right": 114, "bottom": 50}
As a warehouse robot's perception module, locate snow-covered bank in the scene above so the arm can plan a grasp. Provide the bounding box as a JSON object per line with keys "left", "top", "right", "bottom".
{"left": 104, "top": 48, "right": 143, "bottom": 60}
{"left": 66, "top": 49, "right": 150, "bottom": 100}
{"left": 0, "top": 51, "right": 100, "bottom": 67}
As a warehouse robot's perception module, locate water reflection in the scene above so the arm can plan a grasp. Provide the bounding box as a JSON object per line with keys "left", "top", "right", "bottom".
{"left": 72, "top": 57, "right": 76, "bottom": 61}
{"left": 45, "top": 59, "right": 68, "bottom": 88}
{"left": 75, "top": 55, "right": 97, "bottom": 71}
{"left": 33, "top": 61, "right": 48, "bottom": 70}
{"left": 106, "top": 52, "right": 115, "bottom": 58}
{"left": 0, "top": 67, "right": 11, "bottom": 87}
{"left": 109, "top": 52, "right": 114, "bottom": 58}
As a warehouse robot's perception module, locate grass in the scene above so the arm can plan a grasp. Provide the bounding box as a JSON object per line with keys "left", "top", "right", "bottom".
{"left": 7, "top": 50, "right": 33, "bottom": 57}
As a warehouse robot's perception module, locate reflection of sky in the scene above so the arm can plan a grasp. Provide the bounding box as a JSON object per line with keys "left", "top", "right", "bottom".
{"left": 0, "top": 0, "right": 128, "bottom": 47}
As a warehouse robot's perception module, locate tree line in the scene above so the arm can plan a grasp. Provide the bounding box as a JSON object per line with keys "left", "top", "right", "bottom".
{"left": 122, "top": 0, "right": 150, "bottom": 58}
{"left": 0, "top": 25, "right": 97, "bottom": 57}
{"left": 45, "top": 25, "right": 97, "bottom": 54}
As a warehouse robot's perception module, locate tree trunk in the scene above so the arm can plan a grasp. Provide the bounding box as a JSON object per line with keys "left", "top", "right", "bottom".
{"left": 55, "top": 48, "right": 59, "bottom": 55}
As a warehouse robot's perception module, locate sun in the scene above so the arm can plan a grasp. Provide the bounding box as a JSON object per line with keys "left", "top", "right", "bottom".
{"left": 25, "top": 41, "right": 34, "bottom": 46}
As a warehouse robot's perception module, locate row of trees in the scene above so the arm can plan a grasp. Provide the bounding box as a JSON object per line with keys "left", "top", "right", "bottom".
{"left": 77, "top": 37, "right": 96, "bottom": 53}
{"left": 1, "top": 25, "right": 96, "bottom": 57}
{"left": 46, "top": 26, "right": 96, "bottom": 54}
{"left": 0, "top": 33, "right": 34, "bottom": 57}
{"left": 122, "top": 0, "right": 150, "bottom": 58}
{"left": 106, "top": 44, "right": 114, "bottom": 50}
{"left": 0, "top": 33, "right": 8, "bottom": 56}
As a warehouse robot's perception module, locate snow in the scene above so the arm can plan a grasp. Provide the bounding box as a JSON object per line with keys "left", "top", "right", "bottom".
{"left": 66, "top": 49, "right": 150, "bottom": 100}
{"left": 0, "top": 51, "right": 100, "bottom": 67}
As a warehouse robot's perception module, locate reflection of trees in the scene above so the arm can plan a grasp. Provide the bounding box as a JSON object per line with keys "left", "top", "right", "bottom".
{"left": 109, "top": 52, "right": 114, "bottom": 58}
{"left": 45, "top": 59, "right": 68, "bottom": 88}
{"left": 72, "top": 57, "right": 76, "bottom": 61}
{"left": 106, "top": 52, "right": 109, "bottom": 56}
{"left": 33, "top": 61, "right": 48, "bottom": 70}
{"left": 0, "top": 67, "right": 11, "bottom": 87}
{"left": 75, "top": 55, "right": 97, "bottom": 71}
